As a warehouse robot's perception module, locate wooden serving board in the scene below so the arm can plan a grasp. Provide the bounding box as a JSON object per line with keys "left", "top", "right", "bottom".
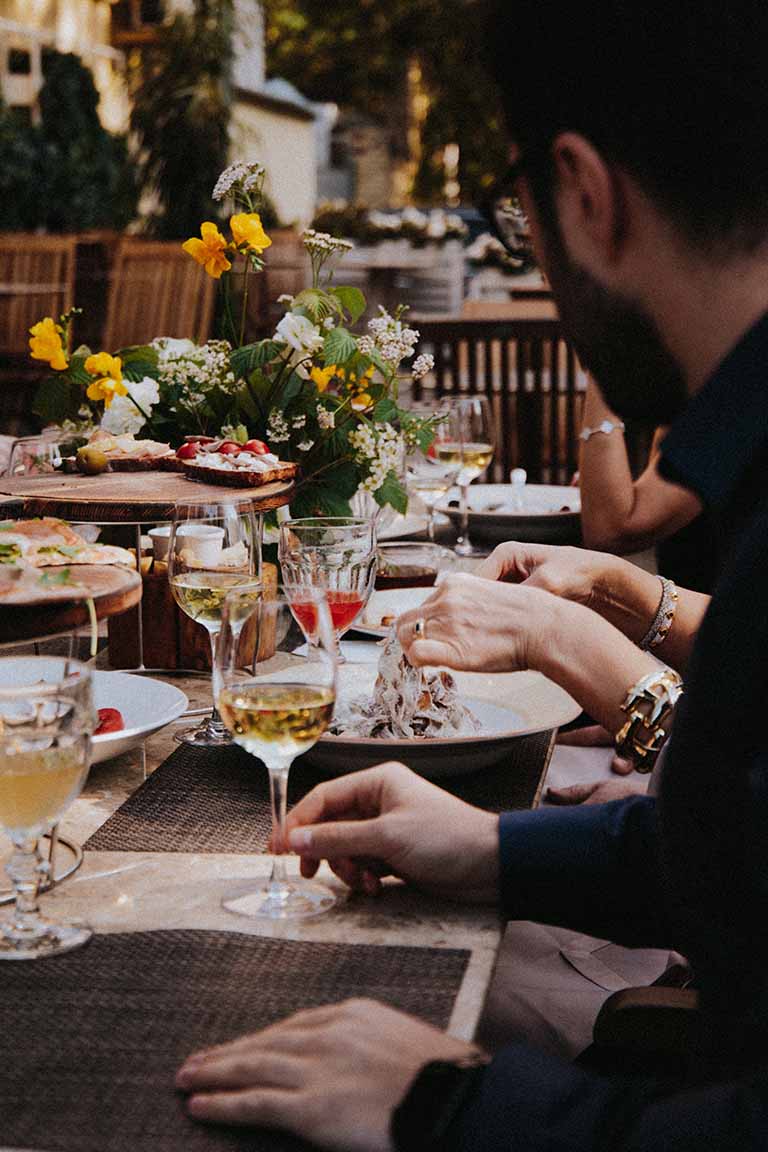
{"left": 0, "top": 564, "right": 142, "bottom": 644}
{"left": 0, "top": 471, "right": 295, "bottom": 524}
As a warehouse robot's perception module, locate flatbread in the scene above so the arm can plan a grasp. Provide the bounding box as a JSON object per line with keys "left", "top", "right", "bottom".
{"left": 0, "top": 518, "right": 135, "bottom": 568}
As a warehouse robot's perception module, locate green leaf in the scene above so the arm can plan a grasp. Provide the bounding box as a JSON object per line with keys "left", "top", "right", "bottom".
{"left": 372, "top": 398, "right": 397, "bottom": 423}
{"left": 123, "top": 360, "right": 157, "bottom": 383}
{"left": 323, "top": 327, "right": 357, "bottom": 366}
{"left": 33, "top": 375, "right": 83, "bottom": 423}
{"left": 374, "top": 472, "right": 408, "bottom": 515}
{"left": 292, "top": 289, "right": 337, "bottom": 323}
{"left": 330, "top": 285, "right": 366, "bottom": 324}
{"left": 231, "top": 341, "right": 282, "bottom": 378}
{"left": 119, "top": 344, "right": 158, "bottom": 368}
{"left": 281, "top": 374, "right": 304, "bottom": 404}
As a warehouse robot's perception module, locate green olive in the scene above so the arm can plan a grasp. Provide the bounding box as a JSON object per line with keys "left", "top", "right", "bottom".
{"left": 76, "top": 447, "right": 109, "bottom": 476}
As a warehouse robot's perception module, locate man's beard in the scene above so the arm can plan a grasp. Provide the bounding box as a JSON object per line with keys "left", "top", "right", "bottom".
{"left": 541, "top": 224, "right": 689, "bottom": 426}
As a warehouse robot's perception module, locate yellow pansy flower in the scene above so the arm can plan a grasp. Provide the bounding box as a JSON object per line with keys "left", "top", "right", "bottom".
{"left": 29, "top": 317, "right": 68, "bottom": 371}
{"left": 230, "top": 212, "right": 272, "bottom": 254}
{"left": 182, "top": 222, "right": 232, "bottom": 279}
{"left": 351, "top": 392, "right": 373, "bottom": 411}
{"left": 310, "top": 364, "right": 336, "bottom": 393}
{"left": 85, "top": 352, "right": 128, "bottom": 409}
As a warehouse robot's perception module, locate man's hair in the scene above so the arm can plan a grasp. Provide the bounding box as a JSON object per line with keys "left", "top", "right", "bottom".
{"left": 485, "top": 0, "right": 768, "bottom": 255}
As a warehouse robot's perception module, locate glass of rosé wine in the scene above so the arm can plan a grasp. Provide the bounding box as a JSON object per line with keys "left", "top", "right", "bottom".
{"left": 279, "top": 518, "right": 376, "bottom": 661}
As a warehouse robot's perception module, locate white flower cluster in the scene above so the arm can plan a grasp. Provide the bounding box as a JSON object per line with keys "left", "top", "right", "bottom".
{"left": 153, "top": 338, "right": 235, "bottom": 402}
{"left": 317, "top": 405, "right": 335, "bottom": 430}
{"left": 100, "top": 376, "right": 160, "bottom": 436}
{"left": 267, "top": 409, "right": 290, "bottom": 443}
{"left": 292, "top": 415, "right": 306, "bottom": 429}
{"left": 301, "top": 229, "right": 354, "bottom": 257}
{"left": 274, "top": 313, "right": 324, "bottom": 379}
{"left": 411, "top": 353, "right": 435, "bottom": 381}
{"left": 212, "top": 161, "right": 266, "bottom": 202}
{"left": 366, "top": 308, "right": 420, "bottom": 365}
{"left": 348, "top": 422, "right": 404, "bottom": 494}
{"left": 297, "top": 439, "right": 314, "bottom": 452}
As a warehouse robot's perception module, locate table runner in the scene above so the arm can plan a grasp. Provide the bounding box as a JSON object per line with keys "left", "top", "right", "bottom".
{"left": 85, "top": 731, "right": 554, "bottom": 854}
{"left": 0, "top": 928, "right": 469, "bottom": 1152}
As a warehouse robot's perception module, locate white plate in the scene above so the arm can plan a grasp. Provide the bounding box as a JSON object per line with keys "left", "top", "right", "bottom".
{"left": 355, "top": 587, "right": 434, "bottom": 638}
{"left": 92, "top": 672, "right": 188, "bottom": 763}
{"left": 304, "top": 665, "right": 580, "bottom": 779}
{"left": 377, "top": 510, "right": 429, "bottom": 540}
{"left": 436, "top": 484, "right": 581, "bottom": 545}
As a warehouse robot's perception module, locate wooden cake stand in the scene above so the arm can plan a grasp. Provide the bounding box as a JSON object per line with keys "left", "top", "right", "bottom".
{"left": 0, "top": 564, "right": 142, "bottom": 645}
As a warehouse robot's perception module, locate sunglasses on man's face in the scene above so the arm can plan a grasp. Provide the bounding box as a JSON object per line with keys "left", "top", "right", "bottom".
{"left": 483, "top": 159, "right": 533, "bottom": 258}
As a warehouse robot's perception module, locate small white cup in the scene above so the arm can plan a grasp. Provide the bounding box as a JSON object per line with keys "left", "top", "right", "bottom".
{"left": 174, "top": 523, "right": 224, "bottom": 567}
{"left": 148, "top": 525, "right": 172, "bottom": 562}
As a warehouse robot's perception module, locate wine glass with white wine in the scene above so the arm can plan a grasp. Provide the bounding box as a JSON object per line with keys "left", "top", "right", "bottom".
{"left": 0, "top": 656, "right": 94, "bottom": 959}
{"left": 433, "top": 396, "right": 495, "bottom": 557}
{"left": 168, "top": 499, "right": 261, "bottom": 746}
{"left": 404, "top": 405, "right": 462, "bottom": 542}
{"left": 216, "top": 586, "right": 338, "bottom": 919}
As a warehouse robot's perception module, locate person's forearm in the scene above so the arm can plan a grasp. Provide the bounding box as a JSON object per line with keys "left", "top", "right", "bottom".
{"left": 592, "top": 554, "right": 710, "bottom": 672}
{"left": 579, "top": 380, "right": 640, "bottom": 550}
{"left": 534, "top": 597, "right": 658, "bottom": 734}
{"left": 455, "top": 1042, "right": 768, "bottom": 1152}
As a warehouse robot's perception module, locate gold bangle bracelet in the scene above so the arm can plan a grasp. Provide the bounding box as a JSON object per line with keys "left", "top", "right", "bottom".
{"left": 615, "top": 667, "right": 684, "bottom": 774}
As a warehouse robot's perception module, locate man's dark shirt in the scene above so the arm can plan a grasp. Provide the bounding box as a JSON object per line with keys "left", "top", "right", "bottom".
{"left": 454, "top": 313, "right": 768, "bottom": 1149}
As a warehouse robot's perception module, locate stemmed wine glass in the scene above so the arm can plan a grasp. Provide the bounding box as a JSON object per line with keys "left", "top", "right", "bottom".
{"left": 437, "top": 396, "right": 495, "bottom": 557}
{"left": 0, "top": 656, "right": 94, "bottom": 959}
{"left": 168, "top": 499, "right": 261, "bottom": 746}
{"left": 278, "top": 517, "right": 376, "bottom": 660}
{"left": 216, "top": 586, "right": 338, "bottom": 919}
{"left": 404, "top": 406, "right": 462, "bottom": 541}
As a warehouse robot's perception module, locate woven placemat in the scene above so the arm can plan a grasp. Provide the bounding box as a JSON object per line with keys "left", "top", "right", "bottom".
{"left": 0, "top": 928, "right": 469, "bottom": 1152}
{"left": 85, "top": 731, "right": 554, "bottom": 855}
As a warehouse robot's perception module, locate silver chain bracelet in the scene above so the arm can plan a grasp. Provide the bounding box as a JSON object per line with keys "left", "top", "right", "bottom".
{"left": 639, "top": 576, "right": 679, "bottom": 651}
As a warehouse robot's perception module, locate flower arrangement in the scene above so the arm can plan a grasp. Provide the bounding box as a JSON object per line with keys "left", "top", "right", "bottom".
{"left": 30, "top": 162, "right": 436, "bottom": 518}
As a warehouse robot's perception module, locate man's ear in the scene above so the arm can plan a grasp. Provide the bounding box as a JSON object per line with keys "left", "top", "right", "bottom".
{"left": 551, "top": 132, "right": 627, "bottom": 274}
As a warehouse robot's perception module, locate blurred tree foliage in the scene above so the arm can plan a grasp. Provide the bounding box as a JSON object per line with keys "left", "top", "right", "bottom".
{"left": 0, "top": 51, "right": 137, "bottom": 232}
{"left": 129, "top": 0, "right": 233, "bottom": 239}
{"left": 262, "top": 0, "right": 508, "bottom": 205}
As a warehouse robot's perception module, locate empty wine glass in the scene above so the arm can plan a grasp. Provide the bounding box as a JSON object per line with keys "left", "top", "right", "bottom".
{"left": 279, "top": 517, "right": 376, "bottom": 660}
{"left": 0, "top": 656, "right": 94, "bottom": 959}
{"left": 168, "top": 499, "right": 261, "bottom": 746}
{"left": 216, "top": 586, "right": 337, "bottom": 919}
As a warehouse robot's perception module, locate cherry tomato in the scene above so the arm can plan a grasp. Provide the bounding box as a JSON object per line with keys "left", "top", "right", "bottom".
{"left": 95, "top": 707, "right": 124, "bottom": 735}
{"left": 176, "top": 442, "right": 199, "bottom": 460}
{"left": 426, "top": 443, "right": 436, "bottom": 459}
{"left": 244, "top": 439, "right": 269, "bottom": 455}
{"left": 217, "top": 441, "right": 242, "bottom": 455}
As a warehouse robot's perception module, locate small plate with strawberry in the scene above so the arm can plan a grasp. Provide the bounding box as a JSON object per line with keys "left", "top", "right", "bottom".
{"left": 176, "top": 437, "right": 298, "bottom": 488}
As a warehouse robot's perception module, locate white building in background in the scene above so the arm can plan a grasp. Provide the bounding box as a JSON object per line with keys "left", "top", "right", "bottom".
{"left": 0, "top": 0, "right": 323, "bottom": 226}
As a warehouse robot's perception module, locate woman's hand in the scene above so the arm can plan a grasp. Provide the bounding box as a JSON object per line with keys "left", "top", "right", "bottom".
{"left": 396, "top": 572, "right": 559, "bottom": 673}
{"left": 475, "top": 541, "right": 619, "bottom": 609}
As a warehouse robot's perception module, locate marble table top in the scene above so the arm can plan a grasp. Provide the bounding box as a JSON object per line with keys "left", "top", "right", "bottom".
{"left": 0, "top": 667, "right": 504, "bottom": 1044}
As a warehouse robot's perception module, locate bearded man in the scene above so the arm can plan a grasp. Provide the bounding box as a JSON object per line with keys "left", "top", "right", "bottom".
{"left": 176, "top": 2, "right": 768, "bottom": 1148}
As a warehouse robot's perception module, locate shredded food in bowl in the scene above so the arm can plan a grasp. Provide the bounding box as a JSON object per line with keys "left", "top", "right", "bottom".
{"left": 331, "top": 628, "right": 479, "bottom": 739}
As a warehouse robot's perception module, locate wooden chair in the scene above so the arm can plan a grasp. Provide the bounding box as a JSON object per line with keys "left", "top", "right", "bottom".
{"left": 0, "top": 233, "right": 78, "bottom": 434}
{"left": 0, "top": 233, "right": 77, "bottom": 358}
{"left": 102, "top": 238, "right": 216, "bottom": 349}
{"left": 413, "top": 318, "right": 651, "bottom": 484}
